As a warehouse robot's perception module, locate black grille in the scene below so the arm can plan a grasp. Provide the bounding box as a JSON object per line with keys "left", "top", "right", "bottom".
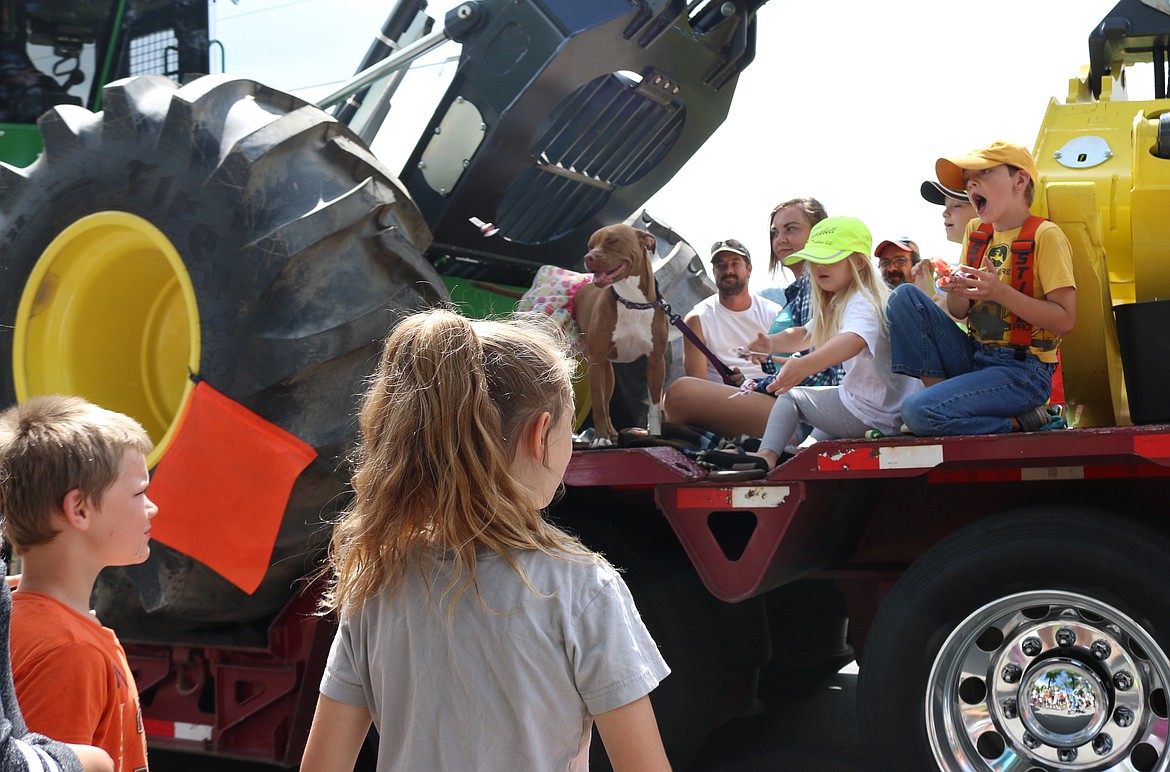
{"left": 128, "top": 29, "right": 180, "bottom": 79}
{"left": 495, "top": 72, "right": 685, "bottom": 245}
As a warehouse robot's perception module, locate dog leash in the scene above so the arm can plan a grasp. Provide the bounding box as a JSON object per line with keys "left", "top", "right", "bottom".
{"left": 611, "top": 285, "right": 740, "bottom": 387}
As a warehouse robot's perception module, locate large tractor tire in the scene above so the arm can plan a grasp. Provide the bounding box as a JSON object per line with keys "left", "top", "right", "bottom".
{"left": 0, "top": 74, "right": 446, "bottom": 634}
{"left": 858, "top": 508, "right": 1170, "bottom": 771}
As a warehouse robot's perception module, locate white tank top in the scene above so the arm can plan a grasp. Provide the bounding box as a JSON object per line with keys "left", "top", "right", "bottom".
{"left": 694, "top": 294, "right": 781, "bottom": 380}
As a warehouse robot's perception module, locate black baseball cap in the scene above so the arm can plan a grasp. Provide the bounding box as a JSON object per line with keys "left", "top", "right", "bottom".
{"left": 920, "top": 180, "right": 968, "bottom": 206}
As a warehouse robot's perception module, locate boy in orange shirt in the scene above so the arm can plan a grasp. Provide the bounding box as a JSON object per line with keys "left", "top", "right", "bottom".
{"left": 0, "top": 395, "right": 158, "bottom": 771}
{"left": 0, "top": 555, "right": 113, "bottom": 772}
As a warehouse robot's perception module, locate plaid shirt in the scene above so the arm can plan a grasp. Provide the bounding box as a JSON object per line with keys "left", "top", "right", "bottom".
{"left": 783, "top": 274, "right": 844, "bottom": 387}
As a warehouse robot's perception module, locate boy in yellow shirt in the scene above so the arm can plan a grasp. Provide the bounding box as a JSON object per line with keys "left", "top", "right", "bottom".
{"left": 887, "top": 140, "right": 1076, "bottom": 435}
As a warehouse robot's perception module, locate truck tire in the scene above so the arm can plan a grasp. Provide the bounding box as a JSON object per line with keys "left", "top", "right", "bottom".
{"left": 858, "top": 508, "right": 1170, "bottom": 772}
{"left": 0, "top": 74, "right": 445, "bottom": 632}
{"left": 566, "top": 515, "right": 721, "bottom": 771}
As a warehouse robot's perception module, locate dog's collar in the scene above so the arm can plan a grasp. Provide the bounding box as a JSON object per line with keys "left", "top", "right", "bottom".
{"left": 611, "top": 283, "right": 662, "bottom": 311}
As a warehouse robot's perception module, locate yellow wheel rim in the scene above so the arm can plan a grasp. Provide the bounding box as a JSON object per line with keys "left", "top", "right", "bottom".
{"left": 13, "top": 212, "right": 200, "bottom": 464}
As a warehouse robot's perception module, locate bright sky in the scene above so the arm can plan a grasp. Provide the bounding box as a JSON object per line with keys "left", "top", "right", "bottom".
{"left": 211, "top": 0, "right": 1136, "bottom": 293}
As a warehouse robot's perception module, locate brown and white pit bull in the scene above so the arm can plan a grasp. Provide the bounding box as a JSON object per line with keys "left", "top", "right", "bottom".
{"left": 573, "top": 224, "right": 669, "bottom": 446}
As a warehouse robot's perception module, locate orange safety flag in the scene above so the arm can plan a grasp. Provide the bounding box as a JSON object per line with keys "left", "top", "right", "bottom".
{"left": 148, "top": 381, "right": 317, "bottom": 594}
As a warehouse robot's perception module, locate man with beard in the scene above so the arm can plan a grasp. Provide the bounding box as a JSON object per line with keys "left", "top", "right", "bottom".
{"left": 878, "top": 234, "right": 961, "bottom": 322}
{"left": 683, "top": 239, "right": 781, "bottom": 382}
{"left": 875, "top": 236, "right": 921, "bottom": 288}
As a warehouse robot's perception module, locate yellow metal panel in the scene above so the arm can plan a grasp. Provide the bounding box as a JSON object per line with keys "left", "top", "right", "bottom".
{"left": 1042, "top": 183, "right": 1127, "bottom": 427}
{"left": 1033, "top": 66, "right": 1170, "bottom": 426}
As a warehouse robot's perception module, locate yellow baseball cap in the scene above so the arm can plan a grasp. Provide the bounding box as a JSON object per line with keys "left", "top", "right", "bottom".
{"left": 783, "top": 216, "right": 872, "bottom": 265}
{"left": 936, "top": 140, "right": 1040, "bottom": 192}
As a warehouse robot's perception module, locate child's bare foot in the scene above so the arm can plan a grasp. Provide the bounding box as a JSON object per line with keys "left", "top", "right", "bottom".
{"left": 751, "top": 449, "right": 781, "bottom": 471}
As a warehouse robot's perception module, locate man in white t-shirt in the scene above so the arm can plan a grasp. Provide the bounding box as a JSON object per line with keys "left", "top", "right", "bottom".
{"left": 684, "top": 239, "right": 781, "bottom": 382}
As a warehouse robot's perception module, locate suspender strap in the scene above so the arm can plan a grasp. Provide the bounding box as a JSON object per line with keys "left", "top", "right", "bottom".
{"left": 964, "top": 223, "right": 994, "bottom": 267}
{"left": 1007, "top": 215, "right": 1044, "bottom": 347}
{"left": 963, "top": 216, "right": 1047, "bottom": 349}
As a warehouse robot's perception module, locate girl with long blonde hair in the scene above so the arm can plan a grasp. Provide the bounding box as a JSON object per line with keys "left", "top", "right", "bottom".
{"left": 302, "top": 308, "right": 670, "bottom": 772}
{"left": 745, "top": 217, "right": 922, "bottom": 471}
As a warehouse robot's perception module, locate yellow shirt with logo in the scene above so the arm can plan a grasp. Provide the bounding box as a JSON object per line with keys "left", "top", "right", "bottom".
{"left": 961, "top": 219, "right": 1075, "bottom": 364}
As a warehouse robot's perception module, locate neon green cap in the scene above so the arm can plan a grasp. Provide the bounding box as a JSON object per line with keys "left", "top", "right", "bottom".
{"left": 783, "top": 216, "right": 872, "bottom": 265}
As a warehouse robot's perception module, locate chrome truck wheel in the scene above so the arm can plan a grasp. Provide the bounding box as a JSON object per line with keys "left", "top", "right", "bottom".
{"left": 858, "top": 508, "right": 1170, "bottom": 772}
{"left": 929, "top": 590, "right": 1169, "bottom": 770}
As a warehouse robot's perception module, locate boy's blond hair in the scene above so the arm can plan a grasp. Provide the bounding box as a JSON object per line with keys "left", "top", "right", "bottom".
{"left": 0, "top": 395, "right": 153, "bottom": 552}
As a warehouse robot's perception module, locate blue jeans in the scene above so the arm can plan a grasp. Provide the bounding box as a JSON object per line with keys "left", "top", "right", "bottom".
{"left": 888, "top": 285, "right": 1056, "bottom": 436}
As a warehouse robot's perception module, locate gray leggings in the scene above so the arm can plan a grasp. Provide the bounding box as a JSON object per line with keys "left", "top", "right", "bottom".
{"left": 760, "top": 386, "right": 871, "bottom": 455}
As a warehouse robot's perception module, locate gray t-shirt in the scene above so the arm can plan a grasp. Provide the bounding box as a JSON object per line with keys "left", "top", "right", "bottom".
{"left": 320, "top": 548, "right": 670, "bottom": 771}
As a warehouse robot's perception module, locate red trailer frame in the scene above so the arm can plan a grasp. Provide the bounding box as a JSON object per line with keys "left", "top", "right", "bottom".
{"left": 129, "top": 424, "right": 1170, "bottom": 763}
{"left": 128, "top": 584, "right": 334, "bottom": 766}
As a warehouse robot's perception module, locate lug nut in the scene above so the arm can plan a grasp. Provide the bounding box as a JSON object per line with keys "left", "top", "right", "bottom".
{"left": 1002, "top": 698, "right": 1018, "bottom": 719}
{"left": 1091, "top": 640, "right": 1112, "bottom": 660}
{"left": 1058, "top": 748, "right": 1078, "bottom": 763}
{"left": 1114, "top": 706, "right": 1135, "bottom": 727}
{"left": 1056, "top": 627, "right": 1077, "bottom": 647}
{"left": 1002, "top": 663, "right": 1022, "bottom": 684}
{"left": 1021, "top": 637, "right": 1043, "bottom": 656}
{"left": 1093, "top": 733, "right": 1114, "bottom": 755}
{"left": 1022, "top": 732, "right": 1041, "bottom": 749}
{"left": 1114, "top": 671, "right": 1135, "bottom": 691}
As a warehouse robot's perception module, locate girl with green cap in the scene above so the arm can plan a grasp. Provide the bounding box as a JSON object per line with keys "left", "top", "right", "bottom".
{"left": 744, "top": 216, "right": 923, "bottom": 471}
